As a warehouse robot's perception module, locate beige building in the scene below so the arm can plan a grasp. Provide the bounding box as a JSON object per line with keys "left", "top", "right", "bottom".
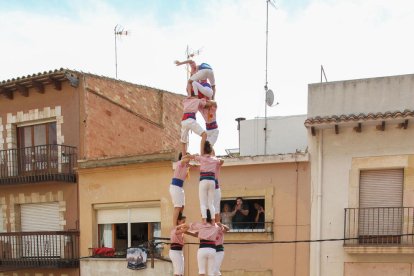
{"left": 77, "top": 152, "right": 310, "bottom": 276}
{"left": 0, "top": 68, "right": 183, "bottom": 276}
{"left": 306, "top": 74, "right": 414, "bottom": 276}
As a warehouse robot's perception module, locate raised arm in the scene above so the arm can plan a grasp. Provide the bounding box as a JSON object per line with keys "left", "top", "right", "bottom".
{"left": 175, "top": 59, "right": 196, "bottom": 66}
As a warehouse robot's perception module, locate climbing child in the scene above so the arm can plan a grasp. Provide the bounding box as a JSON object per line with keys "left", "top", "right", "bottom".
{"left": 169, "top": 212, "right": 189, "bottom": 276}
{"left": 195, "top": 140, "right": 224, "bottom": 224}
{"left": 199, "top": 99, "right": 219, "bottom": 146}
{"left": 169, "top": 152, "right": 193, "bottom": 226}
{"left": 180, "top": 95, "right": 215, "bottom": 157}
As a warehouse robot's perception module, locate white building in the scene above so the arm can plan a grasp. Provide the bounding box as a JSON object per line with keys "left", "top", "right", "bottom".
{"left": 239, "top": 115, "right": 308, "bottom": 156}
{"left": 306, "top": 74, "right": 414, "bottom": 276}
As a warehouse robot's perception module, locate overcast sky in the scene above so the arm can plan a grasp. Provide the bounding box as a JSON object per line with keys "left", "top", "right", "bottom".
{"left": 1, "top": 0, "right": 414, "bottom": 155}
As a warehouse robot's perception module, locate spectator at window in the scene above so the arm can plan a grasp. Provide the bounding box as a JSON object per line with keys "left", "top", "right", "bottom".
{"left": 254, "top": 202, "right": 265, "bottom": 229}
{"left": 231, "top": 197, "right": 249, "bottom": 229}
{"left": 220, "top": 203, "right": 234, "bottom": 229}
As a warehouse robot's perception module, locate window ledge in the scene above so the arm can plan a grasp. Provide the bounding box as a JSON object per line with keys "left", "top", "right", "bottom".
{"left": 344, "top": 245, "right": 414, "bottom": 254}
{"left": 225, "top": 232, "right": 273, "bottom": 242}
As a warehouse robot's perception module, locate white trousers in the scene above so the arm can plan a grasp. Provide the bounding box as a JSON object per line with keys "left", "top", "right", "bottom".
{"left": 192, "top": 81, "right": 213, "bottom": 99}
{"left": 169, "top": 250, "right": 184, "bottom": 275}
{"left": 190, "top": 69, "right": 215, "bottom": 86}
{"left": 215, "top": 251, "right": 224, "bottom": 276}
{"left": 199, "top": 179, "right": 216, "bottom": 218}
{"left": 169, "top": 185, "right": 185, "bottom": 208}
{"left": 214, "top": 188, "right": 221, "bottom": 215}
{"left": 181, "top": 118, "right": 205, "bottom": 143}
{"left": 207, "top": 128, "right": 219, "bottom": 146}
{"left": 197, "top": 247, "right": 216, "bottom": 275}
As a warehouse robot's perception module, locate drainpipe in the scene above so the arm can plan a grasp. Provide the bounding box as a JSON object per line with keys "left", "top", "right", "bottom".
{"left": 315, "top": 129, "right": 323, "bottom": 276}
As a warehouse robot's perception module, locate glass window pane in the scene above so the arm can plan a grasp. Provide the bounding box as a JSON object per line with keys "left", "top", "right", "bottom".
{"left": 48, "top": 122, "right": 57, "bottom": 144}
{"left": 33, "top": 124, "right": 46, "bottom": 146}
{"left": 23, "top": 127, "right": 32, "bottom": 147}
{"left": 115, "top": 223, "right": 128, "bottom": 254}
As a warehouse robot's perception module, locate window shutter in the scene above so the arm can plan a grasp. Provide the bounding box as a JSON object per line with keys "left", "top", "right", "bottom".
{"left": 97, "top": 207, "right": 160, "bottom": 224}
{"left": 20, "top": 202, "right": 61, "bottom": 257}
{"left": 21, "top": 202, "right": 61, "bottom": 231}
{"left": 359, "top": 169, "right": 403, "bottom": 208}
{"left": 359, "top": 169, "right": 403, "bottom": 237}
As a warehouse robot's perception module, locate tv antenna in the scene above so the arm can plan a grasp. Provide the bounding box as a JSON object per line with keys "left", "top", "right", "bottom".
{"left": 185, "top": 45, "right": 203, "bottom": 79}
{"left": 320, "top": 65, "right": 328, "bottom": 82}
{"left": 114, "top": 24, "right": 130, "bottom": 79}
{"left": 264, "top": 0, "right": 277, "bottom": 155}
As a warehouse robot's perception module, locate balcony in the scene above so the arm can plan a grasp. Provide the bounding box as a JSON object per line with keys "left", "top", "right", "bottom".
{"left": 0, "top": 231, "right": 79, "bottom": 271}
{"left": 344, "top": 207, "right": 414, "bottom": 254}
{"left": 0, "top": 144, "right": 77, "bottom": 185}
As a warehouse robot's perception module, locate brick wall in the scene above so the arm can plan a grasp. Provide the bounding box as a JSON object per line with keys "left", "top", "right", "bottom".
{"left": 82, "top": 75, "right": 184, "bottom": 159}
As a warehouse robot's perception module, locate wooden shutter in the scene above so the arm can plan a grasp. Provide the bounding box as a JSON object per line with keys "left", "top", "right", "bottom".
{"left": 21, "top": 202, "right": 61, "bottom": 231}
{"left": 359, "top": 169, "right": 403, "bottom": 237}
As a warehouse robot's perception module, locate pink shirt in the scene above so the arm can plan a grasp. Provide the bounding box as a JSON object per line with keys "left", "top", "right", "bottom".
{"left": 199, "top": 105, "right": 217, "bottom": 124}
{"left": 195, "top": 155, "right": 221, "bottom": 173}
{"left": 189, "top": 222, "right": 219, "bottom": 241}
{"left": 173, "top": 161, "right": 189, "bottom": 181}
{"left": 170, "top": 228, "right": 184, "bottom": 245}
{"left": 216, "top": 228, "right": 224, "bottom": 245}
{"left": 183, "top": 98, "right": 206, "bottom": 114}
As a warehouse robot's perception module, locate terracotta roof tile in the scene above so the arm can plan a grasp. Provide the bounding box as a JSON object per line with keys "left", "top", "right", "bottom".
{"left": 305, "top": 109, "right": 414, "bottom": 127}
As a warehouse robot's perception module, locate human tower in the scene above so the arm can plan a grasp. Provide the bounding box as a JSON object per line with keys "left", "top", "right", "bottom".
{"left": 168, "top": 59, "right": 228, "bottom": 276}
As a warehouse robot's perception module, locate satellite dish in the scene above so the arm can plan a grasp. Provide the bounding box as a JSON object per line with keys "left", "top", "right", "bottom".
{"left": 266, "top": 89, "right": 274, "bottom": 106}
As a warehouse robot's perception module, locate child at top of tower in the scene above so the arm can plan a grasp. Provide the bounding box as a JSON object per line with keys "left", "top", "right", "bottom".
{"left": 180, "top": 95, "right": 216, "bottom": 157}
{"left": 175, "top": 59, "right": 216, "bottom": 99}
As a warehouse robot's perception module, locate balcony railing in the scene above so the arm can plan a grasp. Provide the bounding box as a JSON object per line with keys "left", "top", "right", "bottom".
{"left": 0, "top": 231, "right": 79, "bottom": 271}
{"left": 0, "top": 144, "right": 77, "bottom": 184}
{"left": 225, "top": 221, "right": 273, "bottom": 233}
{"left": 344, "top": 207, "right": 414, "bottom": 246}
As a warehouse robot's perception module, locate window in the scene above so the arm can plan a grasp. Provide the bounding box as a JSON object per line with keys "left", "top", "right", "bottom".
{"left": 358, "top": 169, "right": 403, "bottom": 244}
{"left": 17, "top": 122, "right": 57, "bottom": 148}
{"left": 220, "top": 198, "right": 266, "bottom": 232}
{"left": 17, "top": 122, "right": 58, "bottom": 173}
{"left": 0, "top": 207, "right": 4, "bottom": 232}
{"left": 96, "top": 206, "right": 161, "bottom": 257}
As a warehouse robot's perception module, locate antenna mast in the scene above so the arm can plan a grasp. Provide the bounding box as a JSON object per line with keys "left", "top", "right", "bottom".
{"left": 114, "top": 24, "right": 129, "bottom": 79}
{"left": 264, "top": 0, "right": 276, "bottom": 155}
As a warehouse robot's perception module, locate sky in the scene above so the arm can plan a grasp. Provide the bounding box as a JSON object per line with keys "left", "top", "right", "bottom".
{"left": 1, "top": 0, "right": 414, "bottom": 155}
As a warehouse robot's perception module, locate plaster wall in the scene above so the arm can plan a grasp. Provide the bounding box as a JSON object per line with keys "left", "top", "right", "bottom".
{"left": 78, "top": 158, "right": 310, "bottom": 276}
{"left": 308, "top": 74, "right": 414, "bottom": 117}
{"left": 309, "top": 124, "right": 414, "bottom": 276}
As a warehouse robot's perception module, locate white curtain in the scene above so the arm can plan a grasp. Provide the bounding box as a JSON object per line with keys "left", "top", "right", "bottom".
{"left": 102, "top": 224, "right": 113, "bottom": 248}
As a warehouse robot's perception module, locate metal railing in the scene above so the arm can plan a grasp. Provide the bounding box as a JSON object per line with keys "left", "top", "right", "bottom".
{"left": 0, "top": 144, "right": 77, "bottom": 184}
{"left": 344, "top": 207, "right": 414, "bottom": 246}
{"left": 0, "top": 231, "right": 79, "bottom": 271}
{"left": 225, "top": 221, "right": 273, "bottom": 233}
